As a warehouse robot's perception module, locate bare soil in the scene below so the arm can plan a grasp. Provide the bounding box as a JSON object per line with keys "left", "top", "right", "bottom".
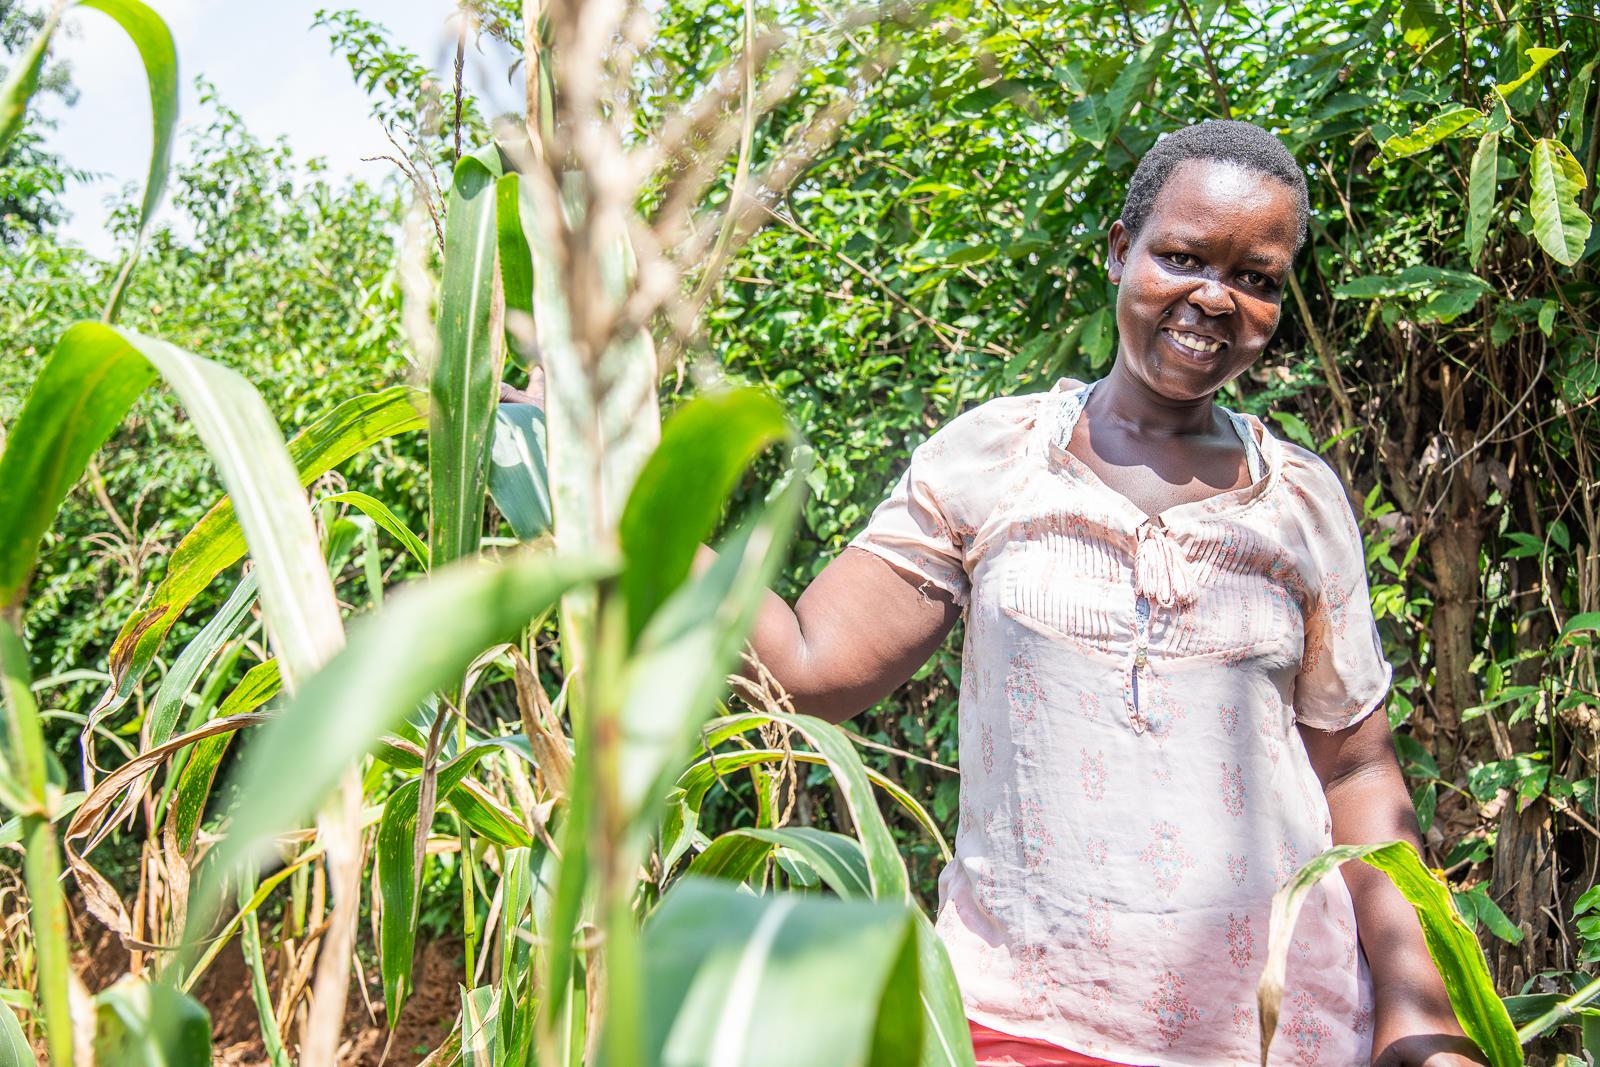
{"left": 72, "top": 920, "right": 460, "bottom": 1065}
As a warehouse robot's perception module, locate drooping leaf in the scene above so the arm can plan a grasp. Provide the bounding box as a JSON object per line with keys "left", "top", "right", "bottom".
{"left": 1381, "top": 107, "right": 1483, "bottom": 159}
{"left": 319, "top": 490, "right": 430, "bottom": 567}
{"left": 630, "top": 877, "right": 924, "bottom": 1067}
{"left": 1467, "top": 132, "right": 1499, "bottom": 266}
{"left": 1260, "top": 842, "right": 1520, "bottom": 1067}
{"left": 103, "top": 385, "right": 425, "bottom": 706}
{"left": 618, "top": 387, "right": 789, "bottom": 642}
{"left": 692, "top": 826, "right": 872, "bottom": 899}
{"left": 431, "top": 144, "right": 506, "bottom": 569}
{"left": 0, "top": 6, "right": 61, "bottom": 157}
{"left": 1529, "top": 137, "right": 1592, "bottom": 266}
{"left": 78, "top": 0, "right": 178, "bottom": 320}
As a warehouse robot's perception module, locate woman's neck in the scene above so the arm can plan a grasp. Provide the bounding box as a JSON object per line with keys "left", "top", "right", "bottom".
{"left": 1090, "top": 360, "right": 1221, "bottom": 439}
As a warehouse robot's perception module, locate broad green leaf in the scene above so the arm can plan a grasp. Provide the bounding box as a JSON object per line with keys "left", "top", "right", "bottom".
{"left": 914, "top": 912, "right": 977, "bottom": 1067}
{"left": 488, "top": 403, "right": 552, "bottom": 541}
{"left": 104, "top": 385, "right": 425, "bottom": 706}
{"left": 662, "top": 743, "right": 950, "bottom": 876}
{"left": 495, "top": 173, "right": 535, "bottom": 368}
{"left": 1530, "top": 137, "right": 1592, "bottom": 266}
{"left": 1495, "top": 42, "right": 1567, "bottom": 100}
{"left": 617, "top": 388, "right": 789, "bottom": 642}
{"left": 1468, "top": 133, "right": 1499, "bottom": 266}
{"left": 319, "top": 490, "right": 429, "bottom": 567}
{"left": 1381, "top": 107, "right": 1483, "bottom": 159}
{"left": 687, "top": 829, "right": 773, "bottom": 885}
{"left": 462, "top": 984, "right": 502, "bottom": 1066}
{"left": 753, "top": 713, "right": 910, "bottom": 903}
{"left": 1260, "top": 841, "right": 1520, "bottom": 1067}
{"left": 92, "top": 977, "right": 212, "bottom": 1066}
{"left": 210, "top": 550, "right": 606, "bottom": 884}
{"left": 630, "top": 877, "right": 924, "bottom": 1067}
{"left": 0, "top": 6, "right": 61, "bottom": 157}
{"left": 616, "top": 447, "right": 808, "bottom": 825}
{"left": 431, "top": 144, "right": 505, "bottom": 569}
{"left": 78, "top": 0, "right": 178, "bottom": 321}
{"left": 696, "top": 827, "right": 872, "bottom": 898}
{"left": 0, "top": 999, "right": 34, "bottom": 1067}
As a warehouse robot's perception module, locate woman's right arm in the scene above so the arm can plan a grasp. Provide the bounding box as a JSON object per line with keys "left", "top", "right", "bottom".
{"left": 705, "top": 544, "right": 962, "bottom": 725}
{"left": 503, "top": 378, "right": 962, "bottom": 725}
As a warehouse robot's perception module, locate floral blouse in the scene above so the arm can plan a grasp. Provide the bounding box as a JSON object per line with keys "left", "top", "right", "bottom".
{"left": 848, "top": 377, "right": 1392, "bottom": 1066}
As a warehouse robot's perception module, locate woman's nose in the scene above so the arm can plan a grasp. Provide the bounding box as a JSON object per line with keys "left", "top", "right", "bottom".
{"left": 1187, "top": 278, "right": 1234, "bottom": 316}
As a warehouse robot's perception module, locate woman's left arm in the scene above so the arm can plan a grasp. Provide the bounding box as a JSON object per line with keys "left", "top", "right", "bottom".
{"left": 1300, "top": 711, "right": 1488, "bottom": 1067}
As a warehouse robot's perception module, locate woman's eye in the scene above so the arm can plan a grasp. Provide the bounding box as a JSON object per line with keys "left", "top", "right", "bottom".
{"left": 1165, "top": 253, "right": 1199, "bottom": 268}
{"left": 1242, "top": 271, "right": 1277, "bottom": 289}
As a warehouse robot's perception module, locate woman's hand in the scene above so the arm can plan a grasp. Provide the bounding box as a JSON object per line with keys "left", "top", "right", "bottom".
{"left": 499, "top": 366, "right": 545, "bottom": 410}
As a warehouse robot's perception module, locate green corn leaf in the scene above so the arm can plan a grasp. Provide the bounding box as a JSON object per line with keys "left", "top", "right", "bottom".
{"left": 616, "top": 443, "right": 809, "bottom": 828}
{"left": 694, "top": 826, "right": 873, "bottom": 899}
{"left": 1381, "top": 107, "right": 1483, "bottom": 159}
{"left": 914, "top": 911, "right": 978, "bottom": 1067}
{"left": 495, "top": 173, "right": 535, "bottom": 368}
{"left": 77, "top": 0, "right": 177, "bottom": 321}
{"left": 630, "top": 877, "right": 924, "bottom": 1067}
{"left": 1259, "top": 841, "right": 1521, "bottom": 1067}
{"left": 1494, "top": 42, "right": 1567, "bottom": 100}
{"left": 662, "top": 744, "right": 949, "bottom": 877}
{"left": 753, "top": 713, "right": 909, "bottom": 903}
{"left": 0, "top": 5, "right": 62, "bottom": 157}
{"left": 146, "top": 571, "right": 258, "bottom": 751}
{"left": 489, "top": 403, "right": 552, "bottom": 541}
{"left": 92, "top": 977, "right": 212, "bottom": 1066}
{"left": 1530, "top": 137, "right": 1592, "bottom": 266}
{"left": 209, "top": 549, "right": 607, "bottom": 888}
{"left": 379, "top": 745, "right": 495, "bottom": 1024}
{"left": 319, "top": 490, "right": 430, "bottom": 568}
{"left": 431, "top": 144, "right": 505, "bottom": 569}
{"left": 687, "top": 831, "right": 775, "bottom": 886}
{"left": 104, "top": 385, "right": 425, "bottom": 708}
{"left": 618, "top": 388, "right": 789, "bottom": 643}
{"left": 0, "top": 998, "right": 35, "bottom": 1067}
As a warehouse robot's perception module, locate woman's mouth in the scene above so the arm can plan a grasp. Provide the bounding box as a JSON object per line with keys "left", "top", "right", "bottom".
{"left": 1161, "top": 327, "right": 1226, "bottom": 358}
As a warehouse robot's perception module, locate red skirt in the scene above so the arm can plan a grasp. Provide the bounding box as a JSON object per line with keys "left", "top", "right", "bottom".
{"left": 968, "top": 1020, "right": 1141, "bottom": 1067}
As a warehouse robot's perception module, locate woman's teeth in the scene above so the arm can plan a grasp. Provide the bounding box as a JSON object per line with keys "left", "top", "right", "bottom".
{"left": 1163, "top": 328, "right": 1223, "bottom": 354}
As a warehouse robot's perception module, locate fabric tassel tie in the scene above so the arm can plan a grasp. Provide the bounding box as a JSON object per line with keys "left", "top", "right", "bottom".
{"left": 1134, "top": 522, "right": 1196, "bottom": 609}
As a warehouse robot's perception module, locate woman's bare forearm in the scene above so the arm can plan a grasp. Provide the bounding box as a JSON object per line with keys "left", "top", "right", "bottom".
{"left": 695, "top": 544, "right": 961, "bottom": 723}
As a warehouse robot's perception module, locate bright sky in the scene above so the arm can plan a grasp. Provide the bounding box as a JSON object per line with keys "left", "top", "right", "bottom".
{"left": 37, "top": 1, "right": 523, "bottom": 257}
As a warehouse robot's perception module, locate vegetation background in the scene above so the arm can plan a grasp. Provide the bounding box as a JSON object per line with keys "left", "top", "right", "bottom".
{"left": 2, "top": 0, "right": 1598, "bottom": 1061}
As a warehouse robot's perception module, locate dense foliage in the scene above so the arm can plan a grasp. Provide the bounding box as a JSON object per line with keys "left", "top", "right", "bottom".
{"left": 1, "top": 0, "right": 1598, "bottom": 1062}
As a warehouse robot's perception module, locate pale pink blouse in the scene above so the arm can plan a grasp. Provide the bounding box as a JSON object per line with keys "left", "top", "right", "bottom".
{"left": 849, "top": 377, "right": 1391, "bottom": 1066}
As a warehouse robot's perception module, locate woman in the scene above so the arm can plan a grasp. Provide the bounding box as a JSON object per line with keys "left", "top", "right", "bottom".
{"left": 507, "top": 120, "right": 1484, "bottom": 1066}
{"left": 741, "top": 119, "right": 1483, "bottom": 1067}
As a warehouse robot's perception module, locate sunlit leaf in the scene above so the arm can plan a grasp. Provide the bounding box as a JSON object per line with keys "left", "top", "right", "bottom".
{"left": 1381, "top": 107, "right": 1483, "bottom": 159}
{"left": 1529, "top": 137, "right": 1592, "bottom": 266}
{"left": 1468, "top": 132, "right": 1499, "bottom": 266}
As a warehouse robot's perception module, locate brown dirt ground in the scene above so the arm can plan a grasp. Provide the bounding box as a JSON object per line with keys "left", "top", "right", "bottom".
{"left": 72, "top": 920, "right": 460, "bottom": 1065}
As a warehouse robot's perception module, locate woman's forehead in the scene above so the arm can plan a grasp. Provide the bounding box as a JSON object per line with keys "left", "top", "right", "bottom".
{"left": 1144, "top": 159, "right": 1300, "bottom": 257}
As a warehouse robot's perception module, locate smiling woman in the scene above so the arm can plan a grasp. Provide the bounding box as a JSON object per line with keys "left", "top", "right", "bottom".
{"left": 725, "top": 119, "right": 1490, "bottom": 1067}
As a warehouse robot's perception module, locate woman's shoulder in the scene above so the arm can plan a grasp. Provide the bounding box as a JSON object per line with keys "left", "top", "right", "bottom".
{"left": 1269, "top": 433, "right": 1365, "bottom": 543}
{"left": 921, "top": 380, "right": 1070, "bottom": 457}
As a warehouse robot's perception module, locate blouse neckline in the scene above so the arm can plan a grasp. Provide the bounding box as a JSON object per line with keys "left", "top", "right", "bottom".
{"left": 1040, "top": 376, "right": 1283, "bottom": 528}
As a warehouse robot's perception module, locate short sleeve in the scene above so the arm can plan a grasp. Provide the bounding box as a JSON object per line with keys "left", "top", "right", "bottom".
{"left": 1292, "top": 469, "right": 1393, "bottom": 732}
{"left": 848, "top": 430, "right": 971, "bottom": 607}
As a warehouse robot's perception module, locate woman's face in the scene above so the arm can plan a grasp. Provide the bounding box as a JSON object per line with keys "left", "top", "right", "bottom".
{"left": 1106, "top": 158, "right": 1301, "bottom": 402}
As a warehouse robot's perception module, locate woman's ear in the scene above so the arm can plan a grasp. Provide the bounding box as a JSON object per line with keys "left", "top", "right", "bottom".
{"left": 1107, "top": 220, "right": 1130, "bottom": 285}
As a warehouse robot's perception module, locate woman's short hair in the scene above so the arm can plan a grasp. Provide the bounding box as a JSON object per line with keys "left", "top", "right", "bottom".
{"left": 1119, "top": 120, "right": 1310, "bottom": 252}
